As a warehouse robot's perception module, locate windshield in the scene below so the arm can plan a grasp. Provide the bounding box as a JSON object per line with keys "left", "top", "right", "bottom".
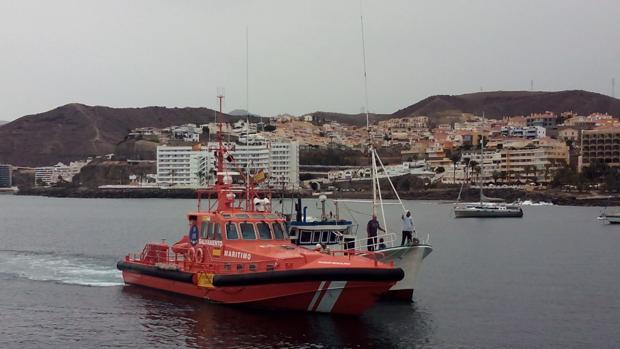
{"left": 226, "top": 222, "right": 238, "bottom": 240}
{"left": 272, "top": 222, "right": 286, "bottom": 240}
{"left": 240, "top": 222, "right": 256, "bottom": 240}
{"left": 257, "top": 222, "right": 272, "bottom": 240}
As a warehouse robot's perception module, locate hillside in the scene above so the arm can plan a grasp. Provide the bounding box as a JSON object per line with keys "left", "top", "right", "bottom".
{"left": 306, "top": 111, "right": 392, "bottom": 126}
{"left": 0, "top": 104, "right": 251, "bottom": 167}
{"left": 393, "top": 90, "right": 620, "bottom": 121}
{"left": 0, "top": 120, "right": 7, "bottom": 126}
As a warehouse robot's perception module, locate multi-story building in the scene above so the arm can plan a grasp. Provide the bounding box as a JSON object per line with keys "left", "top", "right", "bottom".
{"left": 443, "top": 139, "right": 569, "bottom": 185}
{"left": 156, "top": 138, "right": 299, "bottom": 189}
{"left": 0, "top": 164, "right": 11, "bottom": 188}
{"left": 34, "top": 161, "right": 89, "bottom": 186}
{"left": 500, "top": 126, "right": 546, "bottom": 139}
{"left": 499, "top": 139, "right": 568, "bottom": 183}
{"left": 526, "top": 112, "right": 558, "bottom": 137}
{"left": 581, "top": 127, "right": 620, "bottom": 170}
{"left": 269, "top": 141, "right": 300, "bottom": 190}
{"left": 156, "top": 145, "right": 213, "bottom": 187}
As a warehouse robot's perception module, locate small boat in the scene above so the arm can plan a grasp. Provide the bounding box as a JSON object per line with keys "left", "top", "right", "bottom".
{"left": 454, "top": 202, "right": 523, "bottom": 218}
{"left": 453, "top": 118, "right": 523, "bottom": 219}
{"left": 0, "top": 186, "right": 18, "bottom": 195}
{"left": 287, "top": 195, "right": 432, "bottom": 302}
{"left": 117, "top": 99, "right": 404, "bottom": 315}
{"left": 599, "top": 213, "right": 620, "bottom": 224}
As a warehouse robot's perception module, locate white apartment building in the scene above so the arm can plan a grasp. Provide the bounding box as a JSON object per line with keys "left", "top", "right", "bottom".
{"left": 156, "top": 139, "right": 299, "bottom": 189}
{"left": 270, "top": 141, "right": 300, "bottom": 189}
{"left": 500, "top": 126, "right": 546, "bottom": 139}
{"left": 35, "top": 161, "right": 89, "bottom": 186}
{"left": 157, "top": 146, "right": 213, "bottom": 187}
{"left": 442, "top": 139, "right": 568, "bottom": 185}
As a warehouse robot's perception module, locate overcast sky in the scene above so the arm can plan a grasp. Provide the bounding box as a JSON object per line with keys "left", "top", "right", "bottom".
{"left": 0, "top": 0, "right": 619, "bottom": 121}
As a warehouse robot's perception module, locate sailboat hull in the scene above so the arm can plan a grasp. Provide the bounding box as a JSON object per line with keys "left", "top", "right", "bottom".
{"left": 602, "top": 214, "right": 620, "bottom": 224}
{"left": 372, "top": 244, "right": 432, "bottom": 301}
{"left": 454, "top": 206, "right": 523, "bottom": 218}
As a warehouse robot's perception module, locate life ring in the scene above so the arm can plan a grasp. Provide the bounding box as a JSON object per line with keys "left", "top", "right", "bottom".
{"left": 195, "top": 247, "right": 204, "bottom": 264}
{"left": 187, "top": 247, "right": 196, "bottom": 263}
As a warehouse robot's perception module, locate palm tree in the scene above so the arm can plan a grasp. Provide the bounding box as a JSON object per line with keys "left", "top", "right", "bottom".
{"left": 469, "top": 160, "right": 479, "bottom": 185}
{"left": 450, "top": 151, "right": 461, "bottom": 184}
{"left": 492, "top": 170, "right": 501, "bottom": 185}
{"left": 523, "top": 165, "right": 534, "bottom": 184}
{"left": 544, "top": 163, "right": 553, "bottom": 184}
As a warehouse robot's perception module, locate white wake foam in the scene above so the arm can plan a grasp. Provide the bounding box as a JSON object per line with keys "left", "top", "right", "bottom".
{"left": 0, "top": 250, "right": 123, "bottom": 286}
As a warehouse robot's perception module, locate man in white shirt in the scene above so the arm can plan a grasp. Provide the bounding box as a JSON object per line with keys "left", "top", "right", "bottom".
{"left": 401, "top": 210, "right": 415, "bottom": 246}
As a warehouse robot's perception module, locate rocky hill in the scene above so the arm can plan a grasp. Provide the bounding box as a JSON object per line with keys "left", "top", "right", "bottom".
{"left": 0, "top": 104, "right": 251, "bottom": 167}
{"left": 304, "top": 91, "right": 620, "bottom": 127}
{"left": 393, "top": 90, "right": 620, "bottom": 120}
{"left": 305, "top": 111, "right": 392, "bottom": 126}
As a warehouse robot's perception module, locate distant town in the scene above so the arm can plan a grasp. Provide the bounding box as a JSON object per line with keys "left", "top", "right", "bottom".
{"left": 2, "top": 107, "right": 620, "bottom": 201}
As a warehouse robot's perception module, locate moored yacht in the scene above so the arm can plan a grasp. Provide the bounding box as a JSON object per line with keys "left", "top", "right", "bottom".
{"left": 287, "top": 193, "right": 432, "bottom": 301}
{"left": 454, "top": 201, "right": 523, "bottom": 218}
{"left": 453, "top": 117, "right": 523, "bottom": 218}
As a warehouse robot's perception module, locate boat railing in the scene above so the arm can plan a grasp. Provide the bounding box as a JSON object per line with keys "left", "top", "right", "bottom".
{"left": 127, "top": 242, "right": 401, "bottom": 274}
{"left": 340, "top": 230, "right": 431, "bottom": 252}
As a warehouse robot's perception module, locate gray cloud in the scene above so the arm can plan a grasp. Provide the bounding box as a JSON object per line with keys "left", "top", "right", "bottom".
{"left": 0, "top": 0, "right": 618, "bottom": 121}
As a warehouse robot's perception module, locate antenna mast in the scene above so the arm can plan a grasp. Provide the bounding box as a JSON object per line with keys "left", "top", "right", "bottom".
{"left": 216, "top": 88, "right": 225, "bottom": 189}
{"left": 360, "top": 1, "right": 375, "bottom": 216}
{"left": 246, "top": 26, "right": 250, "bottom": 144}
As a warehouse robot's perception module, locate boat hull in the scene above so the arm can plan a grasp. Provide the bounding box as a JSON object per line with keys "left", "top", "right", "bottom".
{"left": 604, "top": 215, "right": 620, "bottom": 224}
{"left": 118, "top": 261, "right": 403, "bottom": 315}
{"left": 121, "top": 270, "right": 395, "bottom": 315}
{"left": 372, "top": 244, "right": 432, "bottom": 301}
{"left": 454, "top": 208, "right": 523, "bottom": 218}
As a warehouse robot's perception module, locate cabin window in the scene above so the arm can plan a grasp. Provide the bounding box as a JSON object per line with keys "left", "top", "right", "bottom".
{"left": 288, "top": 228, "right": 297, "bottom": 237}
{"left": 240, "top": 222, "right": 256, "bottom": 240}
{"left": 312, "top": 231, "right": 321, "bottom": 243}
{"left": 272, "top": 222, "right": 285, "bottom": 240}
{"left": 300, "top": 230, "right": 312, "bottom": 244}
{"left": 226, "top": 222, "right": 239, "bottom": 240}
{"left": 329, "top": 232, "right": 338, "bottom": 243}
{"left": 249, "top": 264, "right": 257, "bottom": 272}
{"left": 321, "top": 231, "right": 329, "bottom": 243}
{"left": 206, "top": 222, "right": 215, "bottom": 240}
{"left": 257, "top": 222, "right": 272, "bottom": 240}
{"left": 200, "top": 221, "right": 209, "bottom": 239}
{"left": 214, "top": 223, "right": 222, "bottom": 240}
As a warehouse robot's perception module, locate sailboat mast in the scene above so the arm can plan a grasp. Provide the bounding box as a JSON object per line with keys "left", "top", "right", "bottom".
{"left": 360, "top": 3, "right": 375, "bottom": 216}
{"left": 480, "top": 112, "right": 484, "bottom": 205}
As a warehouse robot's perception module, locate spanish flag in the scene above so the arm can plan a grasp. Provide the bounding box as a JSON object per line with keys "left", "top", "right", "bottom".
{"left": 253, "top": 169, "right": 268, "bottom": 184}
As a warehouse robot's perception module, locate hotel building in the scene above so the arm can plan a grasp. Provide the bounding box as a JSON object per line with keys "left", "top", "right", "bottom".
{"left": 157, "top": 138, "right": 299, "bottom": 189}
{"left": 581, "top": 127, "right": 620, "bottom": 169}
{"left": 0, "top": 164, "right": 11, "bottom": 188}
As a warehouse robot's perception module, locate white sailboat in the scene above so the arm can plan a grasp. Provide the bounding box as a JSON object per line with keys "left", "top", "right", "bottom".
{"left": 454, "top": 116, "right": 523, "bottom": 218}
{"left": 288, "top": 9, "right": 432, "bottom": 300}
{"left": 598, "top": 196, "right": 620, "bottom": 223}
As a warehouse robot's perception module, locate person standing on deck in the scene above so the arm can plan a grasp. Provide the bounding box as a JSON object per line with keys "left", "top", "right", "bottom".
{"left": 366, "top": 215, "right": 385, "bottom": 252}
{"left": 189, "top": 217, "right": 199, "bottom": 246}
{"left": 401, "top": 210, "right": 415, "bottom": 245}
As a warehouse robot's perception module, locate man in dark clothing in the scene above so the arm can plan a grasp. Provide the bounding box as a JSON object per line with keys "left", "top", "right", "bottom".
{"left": 189, "top": 217, "right": 199, "bottom": 246}
{"left": 366, "top": 215, "right": 385, "bottom": 252}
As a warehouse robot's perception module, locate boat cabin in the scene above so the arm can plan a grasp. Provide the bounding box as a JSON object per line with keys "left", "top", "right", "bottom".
{"left": 288, "top": 220, "right": 354, "bottom": 248}
{"left": 189, "top": 211, "right": 289, "bottom": 246}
